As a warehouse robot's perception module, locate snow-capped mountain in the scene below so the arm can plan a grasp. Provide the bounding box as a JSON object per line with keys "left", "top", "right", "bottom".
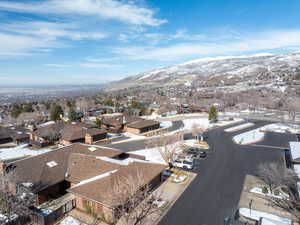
{"left": 107, "top": 52, "right": 300, "bottom": 92}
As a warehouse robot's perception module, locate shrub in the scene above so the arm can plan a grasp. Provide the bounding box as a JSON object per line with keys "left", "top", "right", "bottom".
{"left": 261, "top": 186, "right": 268, "bottom": 194}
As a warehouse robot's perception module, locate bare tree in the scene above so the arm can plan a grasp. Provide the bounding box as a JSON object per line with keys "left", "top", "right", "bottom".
{"left": 257, "top": 163, "right": 293, "bottom": 194}
{"left": 145, "top": 132, "right": 184, "bottom": 167}
{"left": 108, "top": 170, "right": 162, "bottom": 225}
{"left": 0, "top": 171, "right": 35, "bottom": 225}
{"left": 191, "top": 123, "right": 206, "bottom": 141}
{"left": 35, "top": 128, "right": 60, "bottom": 144}
{"left": 258, "top": 162, "right": 300, "bottom": 222}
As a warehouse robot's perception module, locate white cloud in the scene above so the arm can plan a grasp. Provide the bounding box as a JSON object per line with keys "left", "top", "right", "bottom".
{"left": 80, "top": 63, "right": 123, "bottom": 69}
{"left": 1, "top": 21, "right": 107, "bottom": 41}
{"left": 0, "top": 0, "right": 166, "bottom": 27}
{"left": 112, "top": 29, "right": 300, "bottom": 61}
{"left": 84, "top": 57, "right": 119, "bottom": 62}
{"left": 44, "top": 63, "right": 71, "bottom": 68}
{"left": 0, "top": 33, "right": 56, "bottom": 57}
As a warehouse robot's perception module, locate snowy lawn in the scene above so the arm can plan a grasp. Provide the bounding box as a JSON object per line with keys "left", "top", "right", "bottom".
{"left": 233, "top": 128, "right": 264, "bottom": 145}
{"left": 239, "top": 208, "right": 291, "bottom": 224}
{"left": 182, "top": 118, "right": 210, "bottom": 130}
{"left": 225, "top": 123, "right": 254, "bottom": 132}
{"left": 59, "top": 216, "right": 86, "bottom": 225}
{"left": 0, "top": 144, "right": 52, "bottom": 160}
{"left": 250, "top": 187, "right": 288, "bottom": 199}
{"left": 182, "top": 118, "right": 244, "bottom": 131}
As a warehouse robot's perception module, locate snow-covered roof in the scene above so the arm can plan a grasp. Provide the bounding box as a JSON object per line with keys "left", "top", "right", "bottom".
{"left": 289, "top": 142, "right": 300, "bottom": 160}
{"left": 73, "top": 170, "right": 117, "bottom": 188}
{"left": 0, "top": 144, "right": 51, "bottom": 161}
{"left": 95, "top": 156, "right": 154, "bottom": 166}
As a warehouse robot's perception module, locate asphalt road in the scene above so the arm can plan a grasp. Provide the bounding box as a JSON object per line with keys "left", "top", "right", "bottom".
{"left": 104, "top": 120, "right": 184, "bottom": 151}
{"left": 158, "top": 120, "right": 297, "bottom": 225}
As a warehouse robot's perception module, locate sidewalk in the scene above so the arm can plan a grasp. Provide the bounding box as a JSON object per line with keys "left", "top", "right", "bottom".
{"left": 116, "top": 171, "right": 197, "bottom": 225}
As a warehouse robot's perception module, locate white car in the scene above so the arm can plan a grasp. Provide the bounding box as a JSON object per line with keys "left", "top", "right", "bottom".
{"left": 172, "top": 158, "right": 194, "bottom": 170}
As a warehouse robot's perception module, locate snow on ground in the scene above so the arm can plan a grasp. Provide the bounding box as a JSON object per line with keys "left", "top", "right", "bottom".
{"left": 233, "top": 123, "right": 300, "bottom": 145}
{"left": 160, "top": 121, "right": 173, "bottom": 129}
{"left": 182, "top": 118, "right": 210, "bottom": 130}
{"left": 59, "top": 216, "right": 86, "bottom": 225}
{"left": 0, "top": 144, "right": 52, "bottom": 160}
{"left": 182, "top": 118, "right": 243, "bottom": 130}
{"left": 233, "top": 127, "right": 264, "bottom": 145}
{"left": 261, "top": 123, "right": 300, "bottom": 134}
{"left": 250, "top": 187, "right": 288, "bottom": 199}
{"left": 131, "top": 148, "right": 167, "bottom": 165}
{"left": 239, "top": 208, "right": 291, "bottom": 224}
{"left": 225, "top": 123, "right": 254, "bottom": 132}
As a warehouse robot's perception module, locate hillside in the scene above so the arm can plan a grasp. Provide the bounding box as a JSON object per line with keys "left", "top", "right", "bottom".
{"left": 106, "top": 52, "right": 300, "bottom": 95}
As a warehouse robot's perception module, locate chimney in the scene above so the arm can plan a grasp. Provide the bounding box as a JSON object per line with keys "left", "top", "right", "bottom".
{"left": 0, "top": 160, "right": 6, "bottom": 175}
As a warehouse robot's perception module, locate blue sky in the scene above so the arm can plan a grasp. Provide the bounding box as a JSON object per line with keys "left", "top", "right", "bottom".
{"left": 1, "top": 0, "right": 300, "bottom": 86}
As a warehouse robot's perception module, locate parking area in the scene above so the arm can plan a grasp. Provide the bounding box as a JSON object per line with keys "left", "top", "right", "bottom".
{"left": 158, "top": 120, "right": 297, "bottom": 225}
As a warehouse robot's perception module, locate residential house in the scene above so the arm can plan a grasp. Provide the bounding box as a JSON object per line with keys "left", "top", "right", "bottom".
{"left": 189, "top": 105, "right": 208, "bottom": 113}
{"left": 0, "top": 143, "right": 165, "bottom": 225}
{"left": 124, "top": 119, "right": 160, "bottom": 134}
{"left": 29, "top": 122, "right": 65, "bottom": 147}
{"left": 0, "top": 126, "right": 30, "bottom": 145}
{"left": 60, "top": 123, "right": 107, "bottom": 145}
{"left": 102, "top": 114, "right": 160, "bottom": 134}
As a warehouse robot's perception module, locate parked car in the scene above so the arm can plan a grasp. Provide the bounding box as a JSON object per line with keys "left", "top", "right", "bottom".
{"left": 172, "top": 158, "right": 194, "bottom": 170}
{"left": 209, "top": 119, "right": 218, "bottom": 124}
{"left": 185, "top": 148, "right": 207, "bottom": 158}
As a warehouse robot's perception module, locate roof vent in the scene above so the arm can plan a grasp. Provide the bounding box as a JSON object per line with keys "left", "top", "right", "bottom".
{"left": 46, "top": 161, "right": 58, "bottom": 168}
{"left": 88, "top": 147, "right": 97, "bottom": 152}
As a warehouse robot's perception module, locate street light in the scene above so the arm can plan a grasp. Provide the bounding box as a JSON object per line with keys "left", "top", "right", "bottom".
{"left": 249, "top": 199, "right": 253, "bottom": 215}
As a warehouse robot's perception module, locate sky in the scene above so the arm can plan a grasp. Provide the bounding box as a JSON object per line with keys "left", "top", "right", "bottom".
{"left": 1, "top": 0, "right": 300, "bottom": 86}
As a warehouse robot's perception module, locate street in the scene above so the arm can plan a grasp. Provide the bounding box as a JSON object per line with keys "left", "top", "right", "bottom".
{"left": 102, "top": 119, "right": 297, "bottom": 225}
{"left": 158, "top": 120, "right": 297, "bottom": 225}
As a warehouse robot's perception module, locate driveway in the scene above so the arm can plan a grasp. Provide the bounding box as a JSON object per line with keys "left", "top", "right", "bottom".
{"left": 157, "top": 120, "right": 296, "bottom": 225}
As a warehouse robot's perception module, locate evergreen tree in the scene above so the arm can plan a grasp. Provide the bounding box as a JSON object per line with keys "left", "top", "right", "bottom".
{"left": 208, "top": 105, "right": 218, "bottom": 121}
{"left": 11, "top": 104, "right": 22, "bottom": 118}
{"left": 95, "top": 118, "right": 102, "bottom": 127}
{"left": 50, "top": 104, "right": 64, "bottom": 121}
{"left": 68, "top": 109, "right": 77, "bottom": 121}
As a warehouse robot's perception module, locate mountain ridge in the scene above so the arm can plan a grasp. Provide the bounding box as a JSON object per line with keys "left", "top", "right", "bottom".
{"left": 106, "top": 52, "right": 300, "bottom": 93}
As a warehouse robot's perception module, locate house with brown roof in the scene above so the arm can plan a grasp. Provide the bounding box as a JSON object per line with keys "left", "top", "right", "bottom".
{"left": 0, "top": 126, "right": 30, "bottom": 145}
{"left": 0, "top": 143, "right": 165, "bottom": 225}
{"left": 101, "top": 114, "right": 160, "bottom": 134}
{"left": 60, "top": 123, "right": 107, "bottom": 145}
{"left": 124, "top": 119, "right": 160, "bottom": 134}
{"left": 29, "top": 122, "right": 65, "bottom": 147}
